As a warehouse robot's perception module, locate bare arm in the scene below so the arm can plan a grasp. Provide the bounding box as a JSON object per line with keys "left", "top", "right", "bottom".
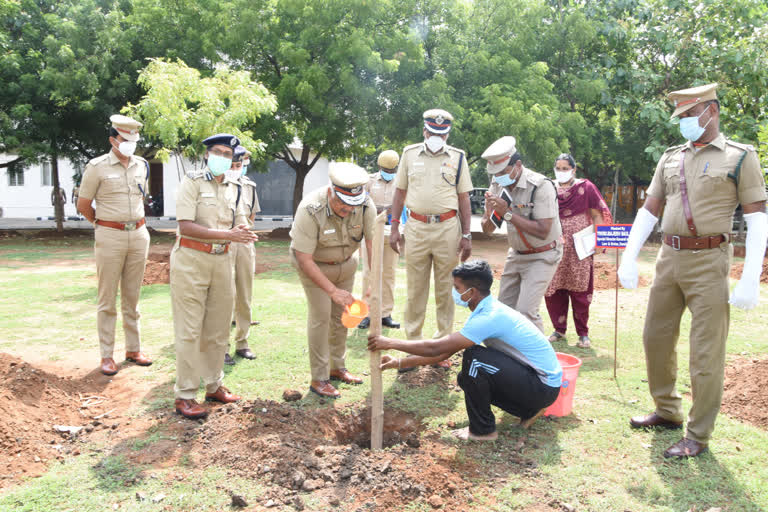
{"left": 294, "top": 249, "right": 354, "bottom": 306}
{"left": 368, "top": 332, "right": 474, "bottom": 358}
{"left": 642, "top": 195, "right": 664, "bottom": 217}
{"left": 506, "top": 214, "right": 554, "bottom": 240}
{"left": 458, "top": 191, "right": 471, "bottom": 235}
{"left": 388, "top": 187, "right": 407, "bottom": 254}
{"left": 178, "top": 220, "right": 256, "bottom": 243}
{"left": 589, "top": 208, "right": 604, "bottom": 226}
{"left": 76, "top": 197, "right": 95, "bottom": 223}
{"left": 742, "top": 200, "right": 766, "bottom": 214}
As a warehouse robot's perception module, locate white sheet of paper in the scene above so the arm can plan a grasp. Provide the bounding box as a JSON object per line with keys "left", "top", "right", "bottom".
{"left": 573, "top": 224, "right": 596, "bottom": 260}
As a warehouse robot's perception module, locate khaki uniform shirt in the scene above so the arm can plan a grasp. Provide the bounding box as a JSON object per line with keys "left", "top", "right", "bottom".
{"left": 489, "top": 167, "right": 562, "bottom": 252}
{"left": 394, "top": 142, "right": 473, "bottom": 214}
{"left": 79, "top": 151, "right": 148, "bottom": 222}
{"left": 290, "top": 187, "right": 376, "bottom": 263}
{"left": 175, "top": 168, "right": 242, "bottom": 244}
{"left": 365, "top": 172, "right": 400, "bottom": 235}
{"left": 647, "top": 134, "right": 767, "bottom": 236}
{"left": 234, "top": 176, "right": 261, "bottom": 226}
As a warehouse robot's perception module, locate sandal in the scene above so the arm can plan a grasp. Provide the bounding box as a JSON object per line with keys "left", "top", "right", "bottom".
{"left": 548, "top": 331, "right": 566, "bottom": 343}
{"left": 577, "top": 336, "right": 591, "bottom": 349}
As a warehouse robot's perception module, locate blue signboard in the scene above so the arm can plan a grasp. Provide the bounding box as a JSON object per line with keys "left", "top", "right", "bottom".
{"left": 595, "top": 224, "right": 632, "bottom": 249}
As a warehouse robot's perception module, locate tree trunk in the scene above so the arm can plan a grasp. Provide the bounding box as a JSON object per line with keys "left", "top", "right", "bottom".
{"left": 610, "top": 167, "right": 619, "bottom": 222}
{"left": 631, "top": 180, "right": 638, "bottom": 217}
{"left": 51, "top": 146, "right": 64, "bottom": 232}
{"left": 292, "top": 165, "right": 310, "bottom": 216}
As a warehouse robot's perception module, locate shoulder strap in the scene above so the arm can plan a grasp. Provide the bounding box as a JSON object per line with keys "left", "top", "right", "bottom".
{"left": 233, "top": 183, "right": 242, "bottom": 228}
{"left": 528, "top": 184, "right": 539, "bottom": 220}
{"left": 138, "top": 160, "right": 150, "bottom": 198}
{"left": 727, "top": 150, "right": 748, "bottom": 186}
{"left": 678, "top": 149, "right": 697, "bottom": 236}
{"left": 456, "top": 152, "right": 464, "bottom": 184}
{"left": 251, "top": 186, "right": 257, "bottom": 214}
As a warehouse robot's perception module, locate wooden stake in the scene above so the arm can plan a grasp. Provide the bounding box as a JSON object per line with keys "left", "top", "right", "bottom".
{"left": 369, "top": 212, "right": 387, "bottom": 450}
{"left": 614, "top": 248, "right": 619, "bottom": 379}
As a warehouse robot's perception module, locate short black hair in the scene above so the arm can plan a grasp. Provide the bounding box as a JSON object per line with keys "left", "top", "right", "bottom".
{"left": 109, "top": 127, "right": 119, "bottom": 138}
{"left": 706, "top": 99, "right": 720, "bottom": 112}
{"left": 452, "top": 260, "right": 493, "bottom": 295}
{"left": 555, "top": 153, "right": 576, "bottom": 168}
{"left": 508, "top": 152, "right": 522, "bottom": 167}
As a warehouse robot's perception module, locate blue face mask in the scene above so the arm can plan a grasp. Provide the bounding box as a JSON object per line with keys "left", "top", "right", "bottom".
{"left": 208, "top": 154, "right": 233, "bottom": 176}
{"left": 679, "top": 108, "right": 712, "bottom": 142}
{"left": 380, "top": 170, "right": 395, "bottom": 182}
{"left": 241, "top": 165, "right": 248, "bottom": 176}
{"left": 493, "top": 172, "right": 516, "bottom": 187}
{"left": 452, "top": 286, "right": 473, "bottom": 308}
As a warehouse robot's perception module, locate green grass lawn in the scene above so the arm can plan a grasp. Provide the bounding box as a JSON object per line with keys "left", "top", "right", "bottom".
{"left": 1, "top": 237, "right": 767, "bottom": 511}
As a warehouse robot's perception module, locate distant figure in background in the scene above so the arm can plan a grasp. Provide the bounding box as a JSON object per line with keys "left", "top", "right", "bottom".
{"left": 544, "top": 154, "right": 612, "bottom": 349}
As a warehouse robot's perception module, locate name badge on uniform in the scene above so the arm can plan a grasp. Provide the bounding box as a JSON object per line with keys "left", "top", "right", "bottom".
{"left": 201, "top": 192, "right": 215, "bottom": 198}
{"left": 413, "top": 162, "right": 424, "bottom": 167}
{"left": 324, "top": 228, "right": 336, "bottom": 235}
{"left": 105, "top": 174, "right": 120, "bottom": 179}
{"left": 352, "top": 224, "right": 361, "bottom": 229}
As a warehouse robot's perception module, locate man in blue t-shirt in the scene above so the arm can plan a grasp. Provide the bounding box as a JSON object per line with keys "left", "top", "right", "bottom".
{"left": 368, "top": 260, "right": 563, "bottom": 440}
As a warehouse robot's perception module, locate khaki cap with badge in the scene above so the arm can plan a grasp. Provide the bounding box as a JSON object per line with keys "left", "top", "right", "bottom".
{"left": 482, "top": 136, "right": 518, "bottom": 174}
{"left": 423, "top": 109, "right": 453, "bottom": 134}
{"left": 329, "top": 162, "right": 369, "bottom": 206}
{"left": 109, "top": 114, "right": 142, "bottom": 141}
{"left": 377, "top": 150, "right": 399, "bottom": 170}
{"left": 668, "top": 83, "right": 718, "bottom": 119}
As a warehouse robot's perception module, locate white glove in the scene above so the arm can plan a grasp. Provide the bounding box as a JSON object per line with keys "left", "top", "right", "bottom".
{"left": 730, "top": 211, "right": 768, "bottom": 310}
{"left": 618, "top": 207, "right": 659, "bottom": 289}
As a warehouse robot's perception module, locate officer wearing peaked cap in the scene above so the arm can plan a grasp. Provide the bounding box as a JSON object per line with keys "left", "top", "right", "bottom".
{"left": 225, "top": 146, "right": 261, "bottom": 365}
{"left": 359, "top": 150, "right": 403, "bottom": 330}
{"left": 618, "top": 83, "right": 767, "bottom": 458}
{"left": 480, "top": 136, "right": 562, "bottom": 333}
{"left": 170, "top": 133, "right": 258, "bottom": 419}
{"left": 290, "top": 162, "right": 376, "bottom": 398}
{"left": 389, "top": 110, "right": 473, "bottom": 359}
{"left": 77, "top": 114, "right": 153, "bottom": 377}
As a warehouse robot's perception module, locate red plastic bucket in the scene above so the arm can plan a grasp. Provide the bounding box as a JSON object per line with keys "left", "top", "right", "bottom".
{"left": 544, "top": 352, "right": 583, "bottom": 417}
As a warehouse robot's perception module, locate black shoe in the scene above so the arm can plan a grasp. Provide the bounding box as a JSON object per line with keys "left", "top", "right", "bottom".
{"left": 357, "top": 317, "right": 370, "bottom": 329}
{"left": 397, "top": 366, "right": 416, "bottom": 374}
{"left": 381, "top": 316, "right": 400, "bottom": 329}
{"left": 231, "top": 320, "right": 236, "bottom": 328}
{"left": 235, "top": 348, "right": 255, "bottom": 360}
{"left": 224, "top": 353, "right": 236, "bottom": 366}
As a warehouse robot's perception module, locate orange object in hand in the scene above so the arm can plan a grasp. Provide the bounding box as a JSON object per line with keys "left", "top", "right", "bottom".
{"left": 341, "top": 299, "right": 369, "bottom": 328}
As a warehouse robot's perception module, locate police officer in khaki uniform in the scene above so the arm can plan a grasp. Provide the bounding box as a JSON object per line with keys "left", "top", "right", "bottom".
{"left": 224, "top": 146, "right": 261, "bottom": 365}
{"left": 619, "top": 83, "right": 768, "bottom": 458}
{"left": 171, "top": 134, "right": 257, "bottom": 419}
{"left": 359, "top": 150, "right": 402, "bottom": 330}
{"left": 480, "top": 137, "right": 563, "bottom": 333}
{"left": 290, "top": 162, "right": 376, "bottom": 398}
{"left": 77, "top": 115, "right": 153, "bottom": 376}
{"left": 389, "top": 110, "right": 473, "bottom": 360}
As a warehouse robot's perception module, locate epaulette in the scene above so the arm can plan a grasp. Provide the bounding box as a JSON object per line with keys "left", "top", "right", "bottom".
{"left": 445, "top": 145, "right": 466, "bottom": 156}
{"left": 88, "top": 154, "right": 110, "bottom": 166}
{"left": 663, "top": 143, "right": 686, "bottom": 154}
{"left": 305, "top": 201, "right": 323, "bottom": 215}
{"left": 186, "top": 169, "right": 212, "bottom": 181}
{"left": 240, "top": 176, "right": 257, "bottom": 187}
{"left": 402, "top": 143, "right": 423, "bottom": 154}
{"left": 134, "top": 155, "right": 148, "bottom": 164}
{"left": 726, "top": 140, "right": 755, "bottom": 152}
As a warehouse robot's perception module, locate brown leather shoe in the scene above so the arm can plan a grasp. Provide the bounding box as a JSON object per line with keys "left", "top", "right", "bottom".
{"left": 205, "top": 386, "right": 241, "bottom": 404}
{"left": 310, "top": 380, "right": 341, "bottom": 399}
{"left": 663, "top": 437, "right": 708, "bottom": 458}
{"left": 329, "top": 368, "right": 363, "bottom": 385}
{"left": 175, "top": 399, "right": 208, "bottom": 419}
{"left": 100, "top": 358, "right": 118, "bottom": 376}
{"left": 629, "top": 412, "right": 683, "bottom": 430}
{"left": 125, "top": 351, "right": 152, "bottom": 366}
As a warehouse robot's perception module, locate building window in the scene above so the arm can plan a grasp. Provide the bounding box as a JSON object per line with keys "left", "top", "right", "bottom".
{"left": 41, "top": 160, "right": 52, "bottom": 186}
{"left": 8, "top": 164, "right": 24, "bottom": 187}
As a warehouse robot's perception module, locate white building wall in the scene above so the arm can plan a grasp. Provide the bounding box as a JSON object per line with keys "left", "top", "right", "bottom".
{"left": 0, "top": 156, "right": 79, "bottom": 218}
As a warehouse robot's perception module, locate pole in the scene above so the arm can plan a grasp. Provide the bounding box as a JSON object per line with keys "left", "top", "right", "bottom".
{"left": 369, "top": 212, "right": 387, "bottom": 450}
{"left": 614, "top": 248, "right": 619, "bottom": 379}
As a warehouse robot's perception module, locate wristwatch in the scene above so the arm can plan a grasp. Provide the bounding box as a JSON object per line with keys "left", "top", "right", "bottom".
{"left": 503, "top": 210, "right": 514, "bottom": 222}
{"left": 462, "top": 233, "right": 472, "bottom": 240}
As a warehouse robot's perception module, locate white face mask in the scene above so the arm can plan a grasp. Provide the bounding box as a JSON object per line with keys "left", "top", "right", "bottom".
{"left": 555, "top": 170, "right": 573, "bottom": 183}
{"left": 117, "top": 141, "right": 137, "bottom": 157}
{"left": 425, "top": 135, "right": 445, "bottom": 153}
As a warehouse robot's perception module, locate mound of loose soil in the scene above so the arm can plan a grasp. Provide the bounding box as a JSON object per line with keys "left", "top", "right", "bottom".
{"left": 0, "top": 354, "right": 126, "bottom": 485}
{"left": 142, "top": 251, "right": 170, "bottom": 285}
{"left": 593, "top": 261, "right": 649, "bottom": 290}
{"left": 721, "top": 357, "right": 768, "bottom": 430}
{"left": 193, "top": 400, "right": 477, "bottom": 511}
{"left": 729, "top": 260, "right": 768, "bottom": 283}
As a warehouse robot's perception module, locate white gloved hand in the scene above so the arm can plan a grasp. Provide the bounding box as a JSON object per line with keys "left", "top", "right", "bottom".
{"left": 730, "top": 211, "right": 768, "bottom": 310}
{"left": 617, "top": 207, "right": 659, "bottom": 289}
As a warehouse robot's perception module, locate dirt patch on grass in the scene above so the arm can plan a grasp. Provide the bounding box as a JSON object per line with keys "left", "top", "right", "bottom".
{"left": 729, "top": 259, "right": 768, "bottom": 283}
{"left": 721, "top": 357, "right": 768, "bottom": 430}
{"left": 0, "top": 353, "right": 142, "bottom": 486}
{"left": 593, "top": 261, "right": 649, "bottom": 290}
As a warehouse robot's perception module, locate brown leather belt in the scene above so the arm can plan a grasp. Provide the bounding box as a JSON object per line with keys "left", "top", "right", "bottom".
{"left": 314, "top": 256, "right": 351, "bottom": 265}
{"left": 517, "top": 240, "right": 558, "bottom": 255}
{"left": 178, "top": 237, "right": 230, "bottom": 254}
{"left": 409, "top": 210, "right": 457, "bottom": 224}
{"left": 663, "top": 234, "right": 727, "bottom": 250}
{"left": 95, "top": 218, "right": 145, "bottom": 231}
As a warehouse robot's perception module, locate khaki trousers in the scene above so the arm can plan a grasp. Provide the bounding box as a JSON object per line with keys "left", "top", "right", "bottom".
{"left": 642, "top": 243, "right": 731, "bottom": 444}
{"left": 94, "top": 224, "right": 150, "bottom": 358}
{"left": 230, "top": 241, "right": 256, "bottom": 350}
{"left": 498, "top": 245, "right": 563, "bottom": 333}
{"left": 294, "top": 254, "right": 358, "bottom": 381}
{"left": 361, "top": 235, "right": 399, "bottom": 317}
{"left": 170, "top": 245, "right": 234, "bottom": 400}
{"left": 403, "top": 216, "right": 460, "bottom": 339}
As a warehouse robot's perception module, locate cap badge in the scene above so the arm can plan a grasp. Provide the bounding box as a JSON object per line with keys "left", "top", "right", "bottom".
{"left": 231, "top": 137, "right": 237, "bottom": 146}
{"left": 435, "top": 114, "right": 445, "bottom": 125}
{"left": 350, "top": 186, "right": 362, "bottom": 194}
